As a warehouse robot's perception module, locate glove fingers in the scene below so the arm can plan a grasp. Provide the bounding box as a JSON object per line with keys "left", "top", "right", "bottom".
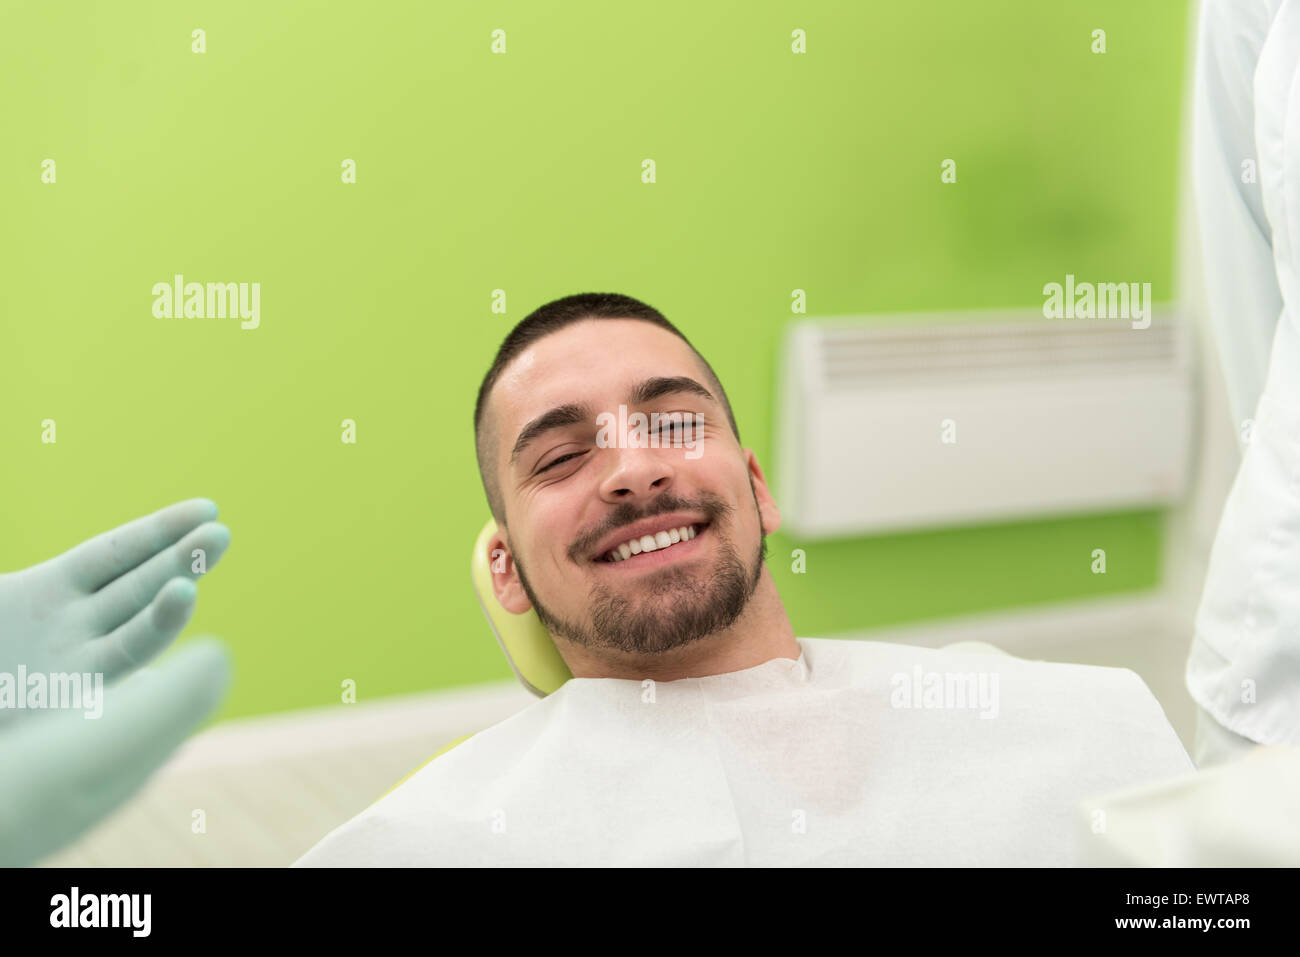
{"left": 0, "top": 638, "right": 230, "bottom": 867}
{"left": 84, "top": 522, "right": 229, "bottom": 634}
{"left": 73, "top": 577, "right": 198, "bottom": 682}
{"left": 61, "top": 499, "right": 219, "bottom": 593}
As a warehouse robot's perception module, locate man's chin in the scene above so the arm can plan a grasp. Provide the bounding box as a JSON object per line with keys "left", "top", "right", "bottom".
{"left": 526, "top": 536, "right": 759, "bottom": 656}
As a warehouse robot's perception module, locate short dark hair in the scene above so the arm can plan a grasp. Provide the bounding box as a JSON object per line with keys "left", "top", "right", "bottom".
{"left": 474, "top": 292, "right": 741, "bottom": 527}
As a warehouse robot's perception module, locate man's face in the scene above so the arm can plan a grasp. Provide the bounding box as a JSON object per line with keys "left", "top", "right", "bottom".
{"left": 487, "top": 318, "right": 779, "bottom": 658}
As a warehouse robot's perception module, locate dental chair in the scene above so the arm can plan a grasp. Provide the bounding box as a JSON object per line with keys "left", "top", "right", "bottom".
{"left": 376, "top": 519, "right": 1012, "bottom": 800}
{"left": 375, "top": 520, "right": 573, "bottom": 798}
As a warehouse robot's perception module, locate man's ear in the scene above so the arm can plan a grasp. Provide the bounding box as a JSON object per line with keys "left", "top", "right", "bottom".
{"left": 744, "top": 448, "right": 782, "bottom": 536}
{"left": 487, "top": 528, "right": 534, "bottom": 615}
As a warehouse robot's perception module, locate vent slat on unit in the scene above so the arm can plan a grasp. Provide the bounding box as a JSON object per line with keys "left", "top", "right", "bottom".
{"left": 774, "top": 313, "right": 1194, "bottom": 539}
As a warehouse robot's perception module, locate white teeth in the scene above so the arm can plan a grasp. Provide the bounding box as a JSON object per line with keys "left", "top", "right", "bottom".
{"left": 603, "top": 524, "right": 701, "bottom": 562}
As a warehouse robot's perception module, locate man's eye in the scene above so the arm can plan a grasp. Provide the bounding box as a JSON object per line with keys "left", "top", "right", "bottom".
{"left": 539, "top": 451, "right": 584, "bottom": 473}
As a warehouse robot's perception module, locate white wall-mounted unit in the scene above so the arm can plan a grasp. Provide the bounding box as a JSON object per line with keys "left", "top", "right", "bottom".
{"left": 774, "top": 311, "right": 1195, "bottom": 539}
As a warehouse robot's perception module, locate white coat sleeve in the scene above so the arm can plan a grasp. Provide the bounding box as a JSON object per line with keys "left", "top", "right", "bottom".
{"left": 1189, "top": 0, "right": 1290, "bottom": 765}
{"left": 1192, "top": 0, "right": 1284, "bottom": 432}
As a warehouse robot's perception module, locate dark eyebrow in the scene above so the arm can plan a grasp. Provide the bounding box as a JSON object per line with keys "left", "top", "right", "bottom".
{"left": 509, "top": 376, "right": 715, "bottom": 467}
{"left": 509, "top": 402, "right": 593, "bottom": 467}
{"left": 630, "top": 375, "right": 714, "bottom": 406}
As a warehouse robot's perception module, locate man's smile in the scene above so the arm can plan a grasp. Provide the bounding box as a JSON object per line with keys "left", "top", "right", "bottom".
{"left": 590, "top": 520, "right": 711, "bottom": 570}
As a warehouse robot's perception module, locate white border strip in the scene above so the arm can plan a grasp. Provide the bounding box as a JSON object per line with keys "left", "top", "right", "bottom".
{"left": 825, "top": 591, "right": 1171, "bottom": 660}
{"left": 160, "top": 680, "right": 537, "bottom": 773}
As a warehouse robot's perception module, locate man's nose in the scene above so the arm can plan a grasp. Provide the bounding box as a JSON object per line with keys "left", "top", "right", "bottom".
{"left": 596, "top": 442, "right": 675, "bottom": 500}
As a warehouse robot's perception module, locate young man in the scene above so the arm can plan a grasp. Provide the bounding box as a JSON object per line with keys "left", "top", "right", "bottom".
{"left": 293, "top": 292, "right": 1201, "bottom": 866}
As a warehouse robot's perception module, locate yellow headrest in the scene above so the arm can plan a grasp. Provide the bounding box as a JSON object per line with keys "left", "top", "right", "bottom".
{"left": 471, "top": 518, "right": 574, "bottom": 697}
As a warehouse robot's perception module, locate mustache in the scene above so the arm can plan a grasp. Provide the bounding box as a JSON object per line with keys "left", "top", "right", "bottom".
{"left": 569, "top": 493, "right": 731, "bottom": 563}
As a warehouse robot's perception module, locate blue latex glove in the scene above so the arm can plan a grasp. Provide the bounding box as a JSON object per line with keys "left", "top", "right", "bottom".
{"left": 0, "top": 499, "right": 233, "bottom": 866}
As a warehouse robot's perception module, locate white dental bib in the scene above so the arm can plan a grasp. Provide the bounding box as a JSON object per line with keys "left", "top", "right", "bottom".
{"left": 294, "top": 637, "right": 1191, "bottom": 866}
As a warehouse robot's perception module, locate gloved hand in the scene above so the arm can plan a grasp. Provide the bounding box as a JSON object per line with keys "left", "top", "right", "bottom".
{"left": 0, "top": 499, "right": 234, "bottom": 866}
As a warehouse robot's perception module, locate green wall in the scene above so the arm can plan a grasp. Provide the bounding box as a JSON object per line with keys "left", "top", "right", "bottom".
{"left": 0, "top": 1, "right": 1188, "bottom": 719}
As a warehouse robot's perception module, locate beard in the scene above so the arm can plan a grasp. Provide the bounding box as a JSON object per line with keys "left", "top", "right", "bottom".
{"left": 513, "top": 489, "right": 768, "bottom": 657}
